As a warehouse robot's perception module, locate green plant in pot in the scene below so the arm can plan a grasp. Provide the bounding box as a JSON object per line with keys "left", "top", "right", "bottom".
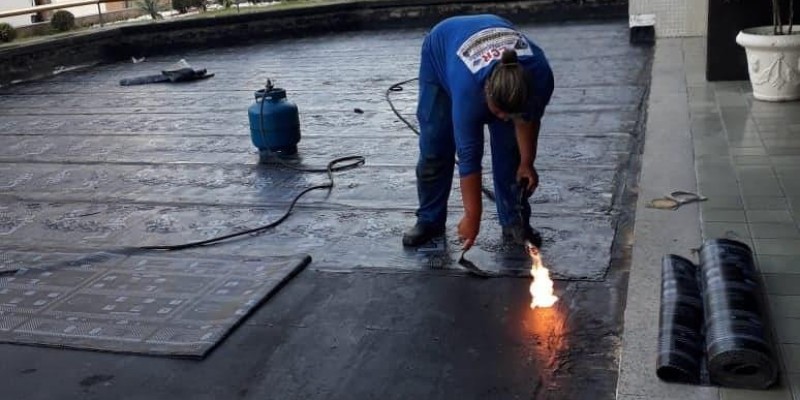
{"left": 736, "top": 0, "right": 799, "bottom": 101}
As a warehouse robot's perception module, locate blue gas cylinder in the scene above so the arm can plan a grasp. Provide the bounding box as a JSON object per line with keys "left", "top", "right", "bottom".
{"left": 248, "top": 84, "right": 301, "bottom": 155}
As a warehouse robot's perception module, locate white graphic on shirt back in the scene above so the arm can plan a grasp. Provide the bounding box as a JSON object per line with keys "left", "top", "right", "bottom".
{"left": 457, "top": 27, "right": 534, "bottom": 74}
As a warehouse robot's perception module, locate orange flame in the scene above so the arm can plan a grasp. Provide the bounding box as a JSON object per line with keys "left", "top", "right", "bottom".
{"left": 528, "top": 246, "right": 558, "bottom": 309}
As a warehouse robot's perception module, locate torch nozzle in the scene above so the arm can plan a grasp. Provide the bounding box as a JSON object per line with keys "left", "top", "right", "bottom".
{"left": 525, "top": 241, "right": 539, "bottom": 256}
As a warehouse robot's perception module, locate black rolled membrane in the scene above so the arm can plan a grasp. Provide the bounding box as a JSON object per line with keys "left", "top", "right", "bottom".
{"left": 657, "top": 254, "right": 705, "bottom": 384}
{"left": 700, "top": 239, "right": 778, "bottom": 390}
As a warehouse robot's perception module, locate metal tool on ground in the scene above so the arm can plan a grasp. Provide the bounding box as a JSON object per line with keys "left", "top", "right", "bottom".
{"left": 456, "top": 251, "right": 496, "bottom": 278}
{"left": 646, "top": 190, "right": 708, "bottom": 210}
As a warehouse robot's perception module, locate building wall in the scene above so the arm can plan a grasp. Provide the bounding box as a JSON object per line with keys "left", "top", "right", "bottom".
{"left": 630, "top": 0, "right": 708, "bottom": 37}
{"left": 104, "top": 1, "right": 130, "bottom": 12}
{"left": 50, "top": 0, "right": 108, "bottom": 18}
{"left": 0, "top": 0, "right": 36, "bottom": 27}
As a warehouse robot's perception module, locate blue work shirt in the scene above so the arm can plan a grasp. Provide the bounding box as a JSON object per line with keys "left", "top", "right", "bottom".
{"left": 420, "top": 14, "right": 554, "bottom": 177}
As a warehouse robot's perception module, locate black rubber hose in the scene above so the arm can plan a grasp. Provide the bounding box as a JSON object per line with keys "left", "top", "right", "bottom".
{"left": 140, "top": 156, "right": 364, "bottom": 251}
{"left": 700, "top": 239, "right": 778, "bottom": 389}
{"left": 386, "top": 78, "right": 422, "bottom": 135}
{"left": 657, "top": 254, "right": 705, "bottom": 384}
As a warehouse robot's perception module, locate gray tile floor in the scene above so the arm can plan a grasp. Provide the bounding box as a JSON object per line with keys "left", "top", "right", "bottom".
{"left": 685, "top": 37, "right": 800, "bottom": 400}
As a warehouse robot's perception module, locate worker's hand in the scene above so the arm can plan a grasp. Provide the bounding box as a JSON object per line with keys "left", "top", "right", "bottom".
{"left": 517, "top": 165, "right": 539, "bottom": 194}
{"left": 458, "top": 214, "right": 480, "bottom": 251}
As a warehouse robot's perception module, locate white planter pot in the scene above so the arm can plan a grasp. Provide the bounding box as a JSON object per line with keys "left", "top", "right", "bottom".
{"left": 736, "top": 26, "right": 800, "bottom": 102}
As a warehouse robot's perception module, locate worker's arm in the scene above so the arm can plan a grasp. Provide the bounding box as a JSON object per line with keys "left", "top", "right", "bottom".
{"left": 458, "top": 172, "right": 482, "bottom": 250}
{"left": 452, "top": 92, "right": 485, "bottom": 251}
{"left": 515, "top": 55, "right": 553, "bottom": 192}
{"left": 514, "top": 118, "right": 541, "bottom": 192}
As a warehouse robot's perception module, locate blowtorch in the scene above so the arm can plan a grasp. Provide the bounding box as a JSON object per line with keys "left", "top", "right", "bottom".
{"left": 517, "top": 177, "right": 539, "bottom": 256}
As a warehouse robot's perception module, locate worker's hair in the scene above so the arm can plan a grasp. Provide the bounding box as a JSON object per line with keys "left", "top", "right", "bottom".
{"left": 485, "top": 50, "right": 531, "bottom": 115}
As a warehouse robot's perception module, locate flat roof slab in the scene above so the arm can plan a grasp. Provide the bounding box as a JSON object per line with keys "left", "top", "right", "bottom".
{"left": 0, "top": 20, "right": 651, "bottom": 400}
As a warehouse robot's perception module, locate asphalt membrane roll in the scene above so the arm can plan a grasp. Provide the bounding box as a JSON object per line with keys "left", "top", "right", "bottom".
{"left": 657, "top": 239, "right": 779, "bottom": 389}
{"left": 699, "top": 239, "right": 778, "bottom": 390}
{"left": 657, "top": 254, "right": 705, "bottom": 384}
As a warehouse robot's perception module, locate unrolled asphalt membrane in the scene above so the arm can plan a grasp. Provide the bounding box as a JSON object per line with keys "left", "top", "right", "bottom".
{"left": 0, "top": 21, "right": 651, "bottom": 399}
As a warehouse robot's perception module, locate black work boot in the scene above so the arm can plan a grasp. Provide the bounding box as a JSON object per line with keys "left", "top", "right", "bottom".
{"left": 402, "top": 222, "right": 445, "bottom": 247}
{"left": 502, "top": 223, "right": 543, "bottom": 248}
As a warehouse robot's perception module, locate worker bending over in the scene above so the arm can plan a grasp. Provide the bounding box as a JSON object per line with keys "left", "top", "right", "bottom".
{"left": 403, "top": 14, "right": 555, "bottom": 251}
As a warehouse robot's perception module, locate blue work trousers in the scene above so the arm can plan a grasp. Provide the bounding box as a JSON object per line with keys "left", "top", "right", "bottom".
{"left": 414, "top": 76, "right": 531, "bottom": 229}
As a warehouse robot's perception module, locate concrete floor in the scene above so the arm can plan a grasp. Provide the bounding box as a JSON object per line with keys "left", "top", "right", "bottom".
{"left": 0, "top": 21, "right": 651, "bottom": 399}
{"left": 618, "top": 37, "right": 800, "bottom": 400}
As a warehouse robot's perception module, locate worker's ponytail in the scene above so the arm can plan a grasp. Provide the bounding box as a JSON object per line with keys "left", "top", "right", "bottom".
{"left": 485, "top": 49, "right": 531, "bottom": 115}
